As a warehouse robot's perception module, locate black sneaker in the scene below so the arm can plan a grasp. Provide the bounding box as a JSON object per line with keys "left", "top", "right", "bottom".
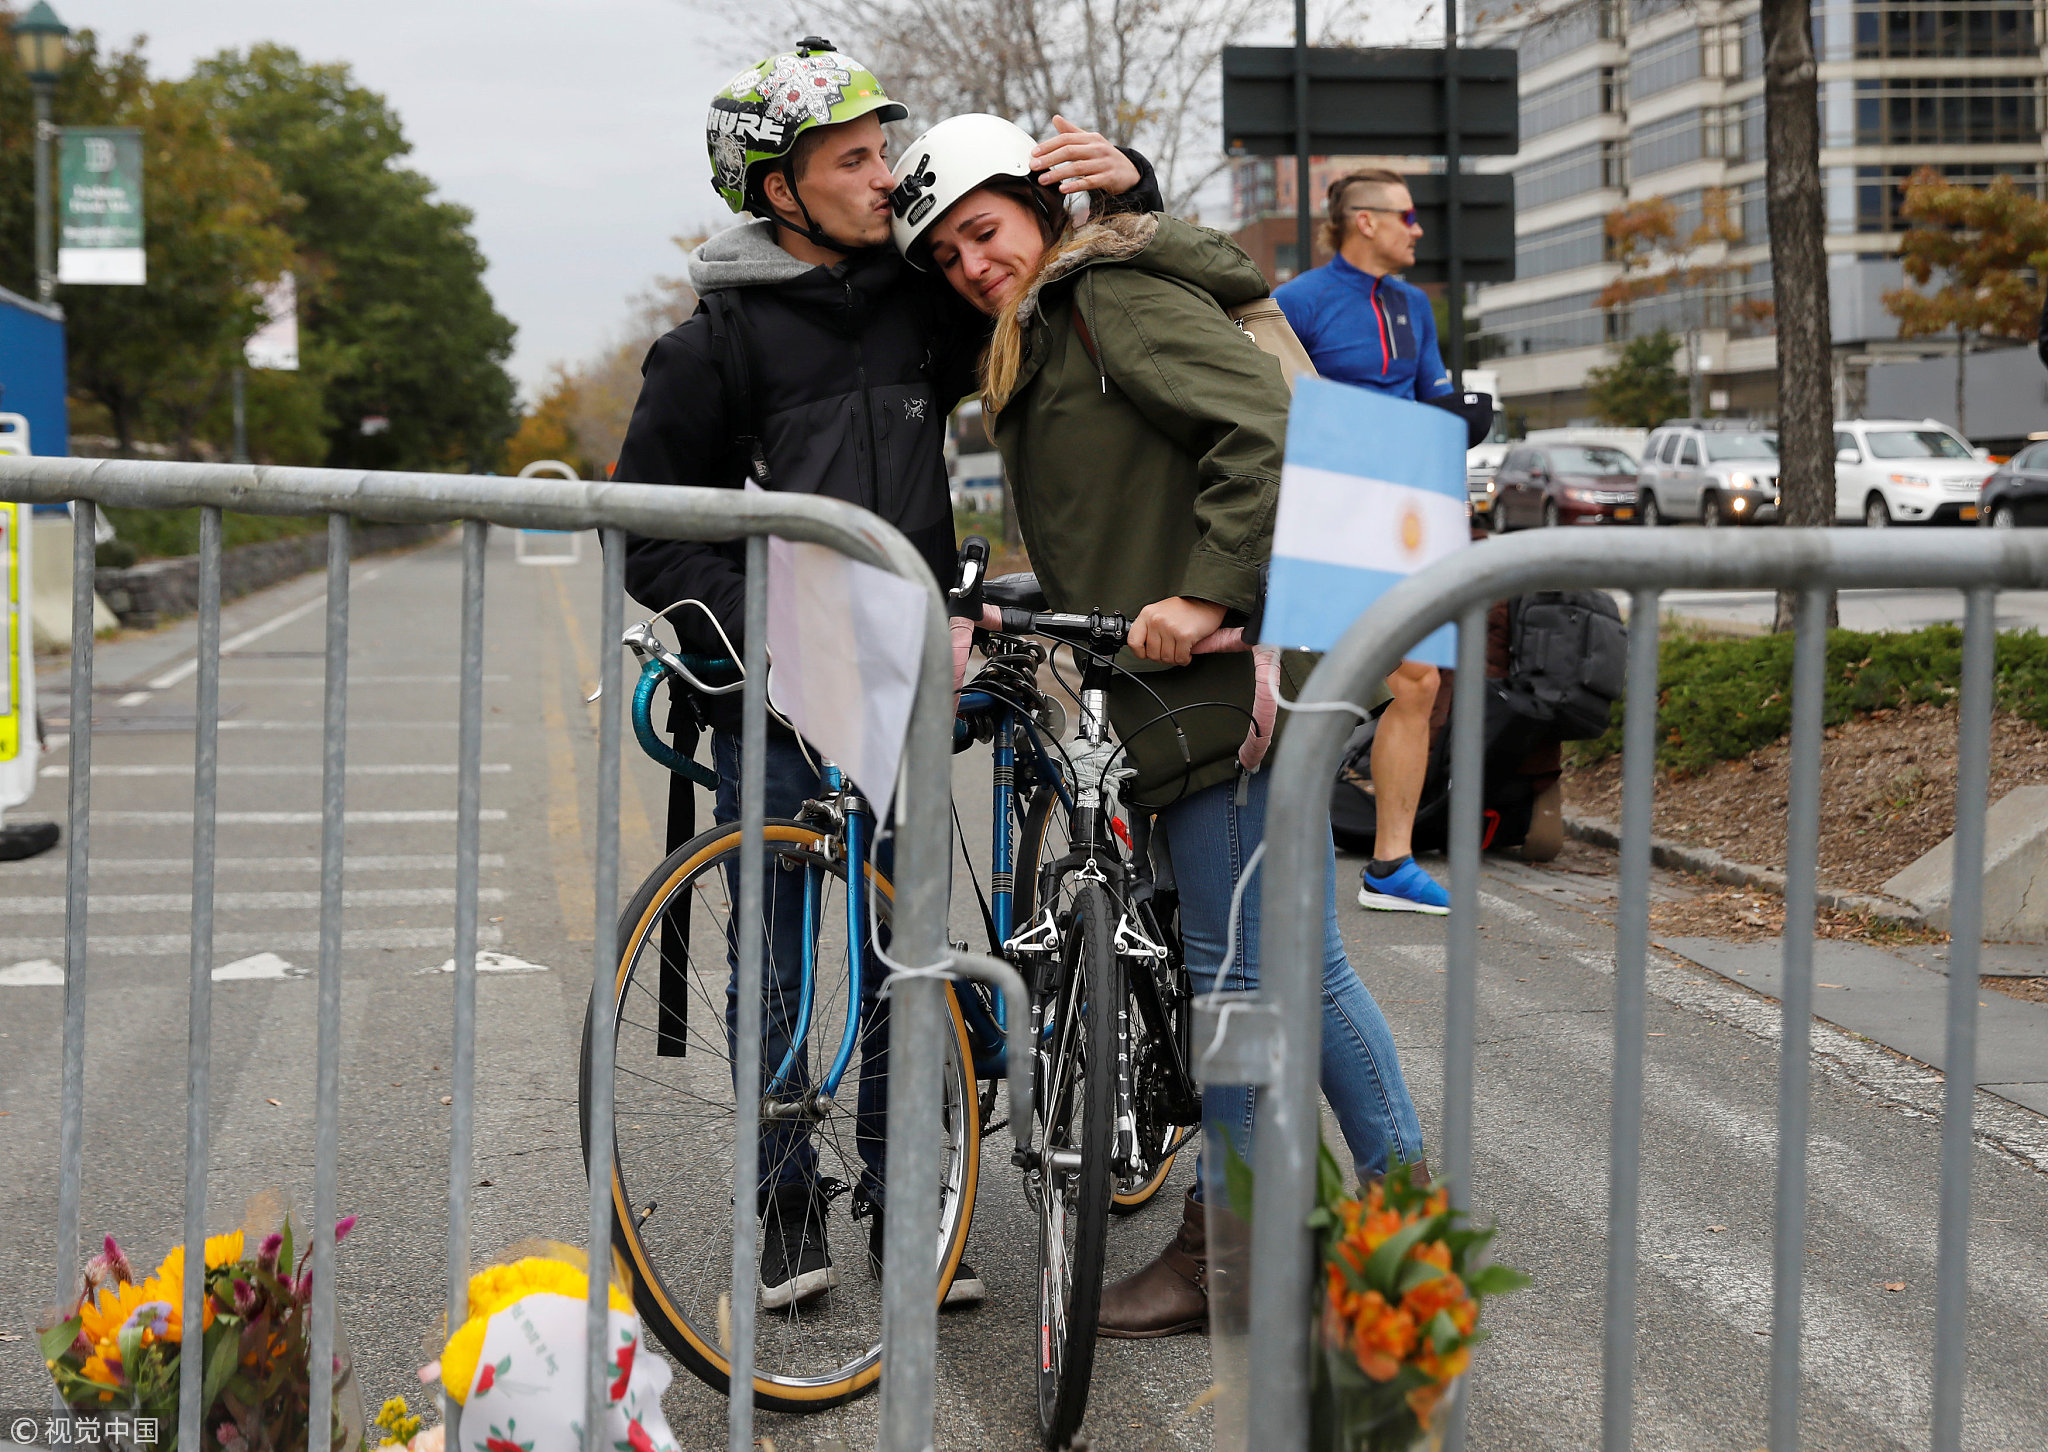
{"left": 760, "top": 1182, "right": 837, "bottom": 1310}
{"left": 862, "top": 1201, "right": 985, "bottom": 1307}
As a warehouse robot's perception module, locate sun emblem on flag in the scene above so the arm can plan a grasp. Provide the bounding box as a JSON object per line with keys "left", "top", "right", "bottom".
{"left": 1399, "top": 505, "right": 1427, "bottom": 559}
{"left": 760, "top": 53, "right": 854, "bottom": 126}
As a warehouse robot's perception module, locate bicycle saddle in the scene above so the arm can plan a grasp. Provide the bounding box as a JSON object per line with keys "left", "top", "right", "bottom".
{"left": 982, "top": 573, "right": 1048, "bottom": 612}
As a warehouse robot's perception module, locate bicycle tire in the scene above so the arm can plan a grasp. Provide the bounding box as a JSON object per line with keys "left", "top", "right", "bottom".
{"left": 1035, "top": 878, "right": 1119, "bottom": 1450}
{"left": 578, "top": 820, "right": 979, "bottom": 1413}
{"left": 1018, "top": 791, "right": 1183, "bottom": 1214}
{"left": 1111, "top": 898, "right": 1192, "bottom": 1215}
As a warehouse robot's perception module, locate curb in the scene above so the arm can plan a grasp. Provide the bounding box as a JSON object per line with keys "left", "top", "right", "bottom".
{"left": 1563, "top": 812, "right": 1924, "bottom": 923}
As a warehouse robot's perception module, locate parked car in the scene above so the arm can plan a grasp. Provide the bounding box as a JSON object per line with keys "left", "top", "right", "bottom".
{"left": 1977, "top": 439, "right": 2048, "bottom": 527}
{"left": 1488, "top": 442, "right": 1640, "bottom": 531}
{"left": 1637, "top": 420, "right": 1779, "bottom": 526}
{"left": 1832, "top": 419, "right": 1993, "bottom": 526}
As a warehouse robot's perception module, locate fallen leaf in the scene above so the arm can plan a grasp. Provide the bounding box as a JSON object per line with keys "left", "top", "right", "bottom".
{"left": 440, "top": 1095, "right": 454, "bottom": 1106}
{"left": 1819, "top": 983, "right": 1845, "bottom": 990}
{"left": 1648, "top": 1032, "right": 1667, "bottom": 1037}
{"left": 1708, "top": 1225, "right": 1729, "bottom": 1233}
{"left": 1884, "top": 1281, "right": 1906, "bottom": 1292}
{"left": 477, "top": 1179, "right": 493, "bottom": 1188}
{"left": 266, "top": 1097, "right": 280, "bottom": 1107}
{"left": 490, "top": 916, "right": 504, "bottom": 923}
{"left": 0, "top": 1332, "right": 20, "bottom": 1341}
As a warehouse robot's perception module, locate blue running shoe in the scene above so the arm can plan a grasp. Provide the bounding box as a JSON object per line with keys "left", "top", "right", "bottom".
{"left": 1358, "top": 857, "right": 1450, "bottom": 914}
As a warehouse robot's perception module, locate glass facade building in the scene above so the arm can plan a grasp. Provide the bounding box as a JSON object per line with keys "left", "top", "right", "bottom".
{"left": 1468, "top": 0, "right": 2048, "bottom": 419}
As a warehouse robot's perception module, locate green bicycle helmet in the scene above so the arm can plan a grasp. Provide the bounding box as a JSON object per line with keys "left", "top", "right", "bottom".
{"left": 707, "top": 36, "right": 908, "bottom": 233}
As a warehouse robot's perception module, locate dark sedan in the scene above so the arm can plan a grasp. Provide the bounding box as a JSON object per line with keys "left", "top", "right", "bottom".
{"left": 1979, "top": 440, "right": 2048, "bottom": 527}
{"left": 1488, "top": 443, "right": 1640, "bottom": 532}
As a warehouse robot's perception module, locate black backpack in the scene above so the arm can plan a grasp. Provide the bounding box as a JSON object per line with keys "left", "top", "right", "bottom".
{"left": 1499, "top": 589, "right": 1627, "bottom": 741}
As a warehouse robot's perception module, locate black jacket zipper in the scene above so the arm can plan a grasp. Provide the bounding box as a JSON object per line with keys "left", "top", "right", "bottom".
{"left": 851, "top": 280, "right": 881, "bottom": 511}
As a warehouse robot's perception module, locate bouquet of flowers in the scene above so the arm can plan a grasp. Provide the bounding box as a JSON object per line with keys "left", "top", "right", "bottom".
{"left": 41, "top": 1214, "right": 364, "bottom": 1452}
{"left": 1309, "top": 1152, "right": 1529, "bottom": 1452}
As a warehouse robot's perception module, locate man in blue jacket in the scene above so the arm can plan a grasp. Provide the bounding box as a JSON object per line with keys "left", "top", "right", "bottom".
{"left": 1275, "top": 168, "right": 1452, "bottom": 915}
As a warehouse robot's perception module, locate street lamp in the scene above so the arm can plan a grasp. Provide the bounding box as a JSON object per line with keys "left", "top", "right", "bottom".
{"left": 13, "top": 1, "right": 72, "bottom": 304}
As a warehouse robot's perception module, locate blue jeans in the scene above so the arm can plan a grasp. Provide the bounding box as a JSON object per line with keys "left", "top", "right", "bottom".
{"left": 713, "top": 731, "right": 891, "bottom": 1210}
{"left": 1157, "top": 768, "right": 1424, "bottom": 1193}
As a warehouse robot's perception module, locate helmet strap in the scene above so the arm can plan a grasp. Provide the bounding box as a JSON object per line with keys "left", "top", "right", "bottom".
{"left": 767, "top": 157, "right": 859, "bottom": 255}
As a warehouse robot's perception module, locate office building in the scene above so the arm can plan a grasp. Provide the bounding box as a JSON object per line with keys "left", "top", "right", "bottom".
{"left": 1467, "top": 0, "right": 2044, "bottom": 427}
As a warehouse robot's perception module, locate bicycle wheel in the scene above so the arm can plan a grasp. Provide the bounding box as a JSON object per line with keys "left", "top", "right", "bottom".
{"left": 580, "top": 819, "right": 979, "bottom": 1412}
{"left": 1034, "top": 877, "right": 1119, "bottom": 1450}
{"left": 1019, "top": 790, "right": 1184, "bottom": 1214}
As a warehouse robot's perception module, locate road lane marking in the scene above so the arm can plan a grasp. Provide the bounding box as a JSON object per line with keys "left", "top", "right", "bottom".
{"left": 0, "top": 959, "right": 62, "bottom": 985}
{"left": 144, "top": 563, "right": 391, "bottom": 691}
{"left": 84, "top": 809, "right": 511, "bottom": 825}
{"left": 3, "top": 852, "right": 507, "bottom": 877}
{"left": 548, "top": 567, "right": 663, "bottom": 871}
{"left": 540, "top": 582, "right": 594, "bottom": 942}
{"left": 41, "top": 763, "right": 513, "bottom": 778}
{"left": 421, "top": 950, "right": 550, "bottom": 975}
{"left": 0, "top": 924, "right": 504, "bottom": 959}
{"left": 213, "top": 952, "right": 301, "bottom": 980}
{"left": 0, "top": 887, "right": 508, "bottom": 915}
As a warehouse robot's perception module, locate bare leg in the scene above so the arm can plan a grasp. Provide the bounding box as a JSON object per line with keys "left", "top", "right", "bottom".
{"left": 1370, "top": 660, "right": 1440, "bottom": 862}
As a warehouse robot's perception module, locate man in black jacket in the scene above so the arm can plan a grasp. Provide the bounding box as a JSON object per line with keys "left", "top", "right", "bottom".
{"left": 614, "top": 37, "right": 1158, "bottom": 1311}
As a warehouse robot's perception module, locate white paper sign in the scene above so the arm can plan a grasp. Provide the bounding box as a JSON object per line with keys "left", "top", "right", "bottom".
{"left": 765, "top": 535, "right": 926, "bottom": 819}
{"left": 245, "top": 272, "right": 300, "bottom": 370}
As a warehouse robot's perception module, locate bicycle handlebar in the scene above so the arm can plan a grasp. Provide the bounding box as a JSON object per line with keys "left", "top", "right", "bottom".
{"left": 974, "top": 603, "right": 1247, "bottom": 656}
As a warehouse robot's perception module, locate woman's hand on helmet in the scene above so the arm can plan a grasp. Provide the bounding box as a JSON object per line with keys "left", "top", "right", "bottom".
{"left": 1128, "top": 596, "right": 1228, "bottom": 667}
{"left": 1030, "top": 116, "right": 1140, "bottom": 196}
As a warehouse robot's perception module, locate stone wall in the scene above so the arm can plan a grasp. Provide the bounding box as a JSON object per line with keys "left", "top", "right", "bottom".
{"left": 94, "top": 522, "right": 451, "bottom": 630}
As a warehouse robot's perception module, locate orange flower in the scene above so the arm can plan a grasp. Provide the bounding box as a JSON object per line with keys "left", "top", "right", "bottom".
{"left": 1415, "top": 1339, "right": 1471, "bottom": 1385}
{"left": 1409, "top": 1238, "right": 1452, "bottom": 1274}
{"left": 1347, "top": 1291, "right": 1418, "bottom": 1380}
{"left": 1401, "top": 1270, "right": 1468, "bottom": 1328}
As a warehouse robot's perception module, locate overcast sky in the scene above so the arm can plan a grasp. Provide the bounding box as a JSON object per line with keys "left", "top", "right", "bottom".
{"left": 71, "top": 0, "right": 1431, "bottom": 401}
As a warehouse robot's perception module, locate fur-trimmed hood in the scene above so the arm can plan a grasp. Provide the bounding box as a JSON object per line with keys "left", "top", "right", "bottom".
{"left": 1013, "top": 212, "right": 1270, "bottom": 325}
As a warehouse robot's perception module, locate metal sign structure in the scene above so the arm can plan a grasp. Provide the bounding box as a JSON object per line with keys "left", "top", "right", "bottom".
{"left": 1220, "top": 15, "right": 1520, "bottom": 381}
{"left": 1220, "top": 45, "right": 1519, "bottom": 157}
{"left": 1394, "top": 172, "right": 1516, "bottom": 285}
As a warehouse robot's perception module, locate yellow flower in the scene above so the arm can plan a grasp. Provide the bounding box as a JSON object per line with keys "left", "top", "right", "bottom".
{"left": 441, "top": 1258, "right": 632, "bottom": 1403}
{"left": 77, "top": 1277, "right": 155, "bottom": 1352}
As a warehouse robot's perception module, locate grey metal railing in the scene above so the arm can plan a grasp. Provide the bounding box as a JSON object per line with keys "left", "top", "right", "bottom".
{"left": 0, "top": 455, "right": 964, "bottom": 1452}
{"left": 1242, "top": 527, "right": 2048, "bottom": 1452}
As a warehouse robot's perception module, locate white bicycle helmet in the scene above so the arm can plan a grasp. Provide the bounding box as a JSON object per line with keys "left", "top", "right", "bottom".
{"left": 889, "top": 113, "right": 1039, "bottom": 266}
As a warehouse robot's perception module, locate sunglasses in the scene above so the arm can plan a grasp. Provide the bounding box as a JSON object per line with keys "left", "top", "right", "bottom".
{"left": 1358, "top": 205, "right": 1421, "bottom": 227}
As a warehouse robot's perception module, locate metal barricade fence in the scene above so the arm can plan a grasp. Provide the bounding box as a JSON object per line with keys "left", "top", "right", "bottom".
{"left": 0, "top": 455, "right": 969, "bottom": 1452}
{"left": 1237, "top": 527, "right": 2048, "bottom": 1452}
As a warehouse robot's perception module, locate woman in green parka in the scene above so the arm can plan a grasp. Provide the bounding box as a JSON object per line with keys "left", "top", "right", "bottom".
{"left": 890, "top": 116, "right": 1425, "bottom": 1339}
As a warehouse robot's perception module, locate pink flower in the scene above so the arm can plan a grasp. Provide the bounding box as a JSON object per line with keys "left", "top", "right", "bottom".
{"left": 232, "top": 1279, "right": 260, "bottom": 1316}
{"left": 333, "top": 1215, "right": 357, "bottom": 1245}
{"left": 257, "top": 1234, "right": 283, "bottom": 1272}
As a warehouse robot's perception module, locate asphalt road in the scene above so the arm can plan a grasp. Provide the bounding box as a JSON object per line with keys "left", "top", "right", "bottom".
{"left": 3, "top": 530, "right": 2045, "bottom": 1450}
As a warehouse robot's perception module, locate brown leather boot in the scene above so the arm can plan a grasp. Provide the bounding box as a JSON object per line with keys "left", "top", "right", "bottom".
{"left": 1098, "top": 1186, "right": 1207, "bottom": 1339}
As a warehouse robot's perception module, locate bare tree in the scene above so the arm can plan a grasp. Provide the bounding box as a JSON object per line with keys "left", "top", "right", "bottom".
{"left": 781, "top": 0, "right": 1364, "bottom": 215}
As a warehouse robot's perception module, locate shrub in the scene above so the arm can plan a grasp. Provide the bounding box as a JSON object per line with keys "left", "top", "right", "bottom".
{"left": 1572, "top": 624, "right": 2048, "bottom": 774}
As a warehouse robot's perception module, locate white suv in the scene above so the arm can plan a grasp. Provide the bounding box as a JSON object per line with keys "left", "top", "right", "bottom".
{"left": 1833, "top": 419, "right": 1994, "bottom": 527}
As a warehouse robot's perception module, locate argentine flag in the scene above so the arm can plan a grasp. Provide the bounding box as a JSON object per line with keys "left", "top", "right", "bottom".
{"left": 1259, "top": 377, "right": 1471, "bottom": 668}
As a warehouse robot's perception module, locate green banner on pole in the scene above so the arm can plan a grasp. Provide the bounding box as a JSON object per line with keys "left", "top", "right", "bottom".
{"left": 57, "top": 126, "right": 145, "bottom": 286}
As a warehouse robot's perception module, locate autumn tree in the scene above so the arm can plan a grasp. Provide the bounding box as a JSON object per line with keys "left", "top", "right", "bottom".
{"left": 1882, "top": 169, "right": 2048, "bottom": 437}
{"left": 1597, "top": 190, "right": 1768, "bottom": 418}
